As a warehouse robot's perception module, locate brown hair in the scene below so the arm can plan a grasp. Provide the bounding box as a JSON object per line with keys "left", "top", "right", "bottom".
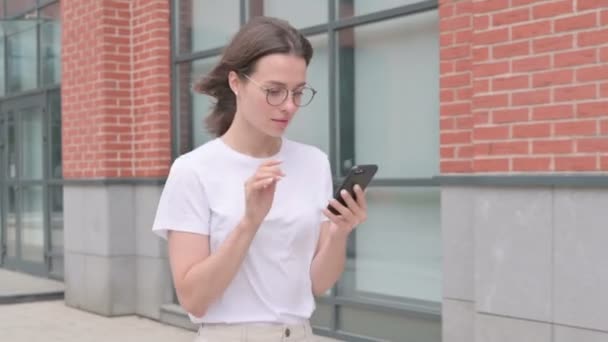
{"left": 193, "top": 16, "right": 313, "bottom": 137}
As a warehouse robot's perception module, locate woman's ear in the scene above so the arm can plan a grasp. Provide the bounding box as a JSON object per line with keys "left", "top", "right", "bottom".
{"left": 228, "top": 71, "right": 239, "bottom": 96}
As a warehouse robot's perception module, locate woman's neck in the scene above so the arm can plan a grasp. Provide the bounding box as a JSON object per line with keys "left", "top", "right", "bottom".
{"left": 221, "top": 115, "right": 282, "bottom": 158}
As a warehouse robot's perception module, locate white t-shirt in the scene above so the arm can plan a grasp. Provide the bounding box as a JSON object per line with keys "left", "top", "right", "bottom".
{"left": 152, "top": 137, "right": 333, "bottom": 325}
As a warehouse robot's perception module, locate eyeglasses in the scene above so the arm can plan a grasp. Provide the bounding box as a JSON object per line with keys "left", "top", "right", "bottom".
{"left": 242, "top": 74, "right": 317, "bottom": 107}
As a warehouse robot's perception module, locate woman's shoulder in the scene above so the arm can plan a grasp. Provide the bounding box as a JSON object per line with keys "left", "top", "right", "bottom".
{"left": 170, "top": 139, "right": 223, "bottom": 174}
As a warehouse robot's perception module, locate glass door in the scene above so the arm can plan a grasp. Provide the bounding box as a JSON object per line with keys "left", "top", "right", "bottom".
{"left": 0, "top": 94, "right": 47, "bottom": 276}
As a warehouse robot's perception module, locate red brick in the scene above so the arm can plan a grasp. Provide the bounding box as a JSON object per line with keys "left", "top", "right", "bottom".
{"left": 555, "top": 49, "right": 598, "bottom": 67}
{"left": 578, "top": 101, "right": 608, "bottom": 117}
{"left": 474, "top": 79, "right": 490, "bottom": 93}
{"left": 533, "top": 35, "right": 574, "bottom": 54}
{"left": 473, "top": 94, "right": 509, "bottom": 109}
{"left": 577, "top": 0, "right": 608, "bottom": 11}
{"left": 474, "top": 27, "right": 509, "bottom": 45}
{"left": 457, "top": 145, "right": 474, "bottom": 158}
{"left": 602, "top": 83, "right": 608, "bottom": 98}
{"left": 513, "top": 157, "right": 551, "bottom": 171}
{"left": 602, "top": 156, "right": 608, "bottom": 170}
{"left": 556, "top": 156, "right": 597, "bottom": 171}
{"left": 439, "top": 3, "right": 454, "bottom": 17}
{"left": 441, "top": 147, "right": 456, "bottom": 158}
{"left": 554, "top": 84, "right": 597, "bottom": 102}
{"left": 456, "top": 87, "right": 473, "bottom": 100}
{"left": 456, "top": 30, "right": 473, "bottom": 45}
{"left": 441, "top": 61, "right": 455, "bottom": 74}
{"left": 473, "top": 158, "right": 510, "bottom": 172}
{"left": 492, "top": 8, "right": 530, "bottom": 26}
{"left": 533, "top": 140, "right": 574, "bottom": 154}
{"left": 440, "top": 90, "right": 455, "bottom": 102}
{"left": 512, "top": 89, "right": 551, "bottom": 106}
{"left": 513, "top": 123, "right": 551, "bottom": 138}
{"left": 441, "top": 118, "right": 454, "bottom": 130}
{"left": 473, "top": 47, "right": 490, "bottom": 62}
{"left": 555, "top": 120, "right": 597, "bottom": 136}
{"left": 456, "top": 116, "right": 474, "bottom": 130}
{"left": 601, "top": 47, "right": 608, "bottom": 62}
{"left": 512, "top": 21, "right": 552, "bottom": 40}
{"left": 441, "top": 131, "right": 471, "bottom": 144}
{"left": 555, "top": 13, "right": 597, "bottom": 32}
{"left": 513, "top": 55, "right": 551, "bottom": 73}
{"left": 577, "top": 66, "right": 608, "bottom": 82}
{"left": 532, "top": 105, "right": 574, "bottom": 120}
{"left": 441, "top": 33, "right": 454, "bottom": 47}
{"left": 474, "top": 126, "right": 510, "bottom": 140}
{"left": 475, "top": 141, "right": 529, "bottom": 156}
{"left": 602, "top": 120, "right": 608, "bottom": 135}
{"left": 578, "top": 138, "right": 608, "bottom": 153}
{"left": 602, "top": 10, "right": 608, "bottom": 25}
{"left": 441, "top": 160, "right": 472, "bottom": 173}
{"left": 474, "top": 15, "right": 490, "bottom": 30}
{"left": 532, "top": 0, "right": 574, "bottom": 19}
{"left": 492, "top": 108, "right": 529, "bottom": 123}
{"left": 474, "top": 111, "right": 490, "bottom": 125}
{"left": 512, "top": 0, "right": 537, "bottom": 5}
{"left": 474, "top": 61, "right": 510, "bottom": 77}
{"left": 442, "top": 45, "right": 470, "bottom": 60}
{"left": 441, "top": 102, "right": 471, "bottom": 116}
{"left": 578, "top": 28, "right": 608, "bottom": 46}
{"left": 441, "top": 73, "right": 471, "bottom": 88}
{"left": 455, "top": 1, "right": 473, "bottom": 15}
{"left": 474, "top": 0, "right": 509, "bottom": 13}
{"left": 493, "top": 41, "right": 530, "bottom": 59}
{"left": 440, "top": 15, "right": 472, "bottom": 31}
{"left": 492, "top": 75, "right": 529, "bottom": 91}
{"left": 532, "top": 70, "right": 574, "bottom": 88}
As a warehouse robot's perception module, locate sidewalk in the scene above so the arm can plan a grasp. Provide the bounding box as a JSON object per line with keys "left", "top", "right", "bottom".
{"left": 0, "top": 300, "right": 342, "bottom": 342}
{"left": 0, "top": 300, "right": 194, "bottom": 342}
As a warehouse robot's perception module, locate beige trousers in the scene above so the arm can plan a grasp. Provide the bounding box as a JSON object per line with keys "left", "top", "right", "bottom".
{"left": 194, "top": 321, "right": 319, "bottom": 342}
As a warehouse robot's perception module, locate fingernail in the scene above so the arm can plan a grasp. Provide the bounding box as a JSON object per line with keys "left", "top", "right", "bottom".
{"left": 341, "top": 190, "right": 348, "bottom": 196}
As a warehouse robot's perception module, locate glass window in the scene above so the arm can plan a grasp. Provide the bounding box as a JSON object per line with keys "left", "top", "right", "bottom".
{"left": 176, "top": 0, "right": 241, "bottom": 53}
{"left": 338, "top": 187, "right": 441, "bottom": 303}
{"left": 0, "top": 38, "right": 5, "bottom": 96}
{"left": 340, "top": 11, "right": 439, "bottom": 178}
{"left": 338, "top": 0, "right": 424, "bottom": 18}
{"left": 6, "top": 20, "right": 38, "bottom": 93}
{"left": 260, "top": 0, "right": 328, "bottom": 28}
{"left": 285, "top": 34, "right": 330, "bottom": 154}
{"left": 40, "top": 3, "right": 61, "bottom": 85}
{"left": 49, "top": 185, "right": 63, "bottom": 254}
{"left": 6, "top": 186, "right": 17, "bottom": 258}
{"left": 19, "top": 105, "right": 44, "bottom": 179}
{"left": 20, "top": 185, "right": 44, "bottom": 263}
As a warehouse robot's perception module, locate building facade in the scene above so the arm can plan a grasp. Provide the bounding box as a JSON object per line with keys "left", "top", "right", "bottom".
{"left": 0, "top": 0, "right": 607, "bottom": 341}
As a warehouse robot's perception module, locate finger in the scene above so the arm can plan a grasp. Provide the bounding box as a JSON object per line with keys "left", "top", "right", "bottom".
{"left": 260, "top": 159, "right": 282, "bottom": 167}
{"left": 354, "top": 184, "right": 368, "bottom": 211}
{"left": 254, "top": 171, "right": 283, "bottom": 181}
{"left": 328, "top": 198, "right": 357, "bottom": 223}
{"left": 258, "top": 165, "right": 285, "bottom": 177}
{"left": 322, "top": 208, "right": 347, "bottom": 225}
{"left": 340, "top": 189, "right": 361, "bottom": 213}
{"left": 251, "top": 176, "right": 279, "bottom": 190}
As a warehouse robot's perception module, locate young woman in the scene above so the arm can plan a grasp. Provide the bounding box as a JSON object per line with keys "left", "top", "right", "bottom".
{"left": 153, "top": 16, "right": 368, "bottom": 342}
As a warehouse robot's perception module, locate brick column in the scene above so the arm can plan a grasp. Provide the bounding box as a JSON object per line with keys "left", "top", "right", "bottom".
{"left": 441, "top": 1, "right": 608, "bottom": 341}
{"left": 62, "top": 0, "right": 173, "bottom": 317}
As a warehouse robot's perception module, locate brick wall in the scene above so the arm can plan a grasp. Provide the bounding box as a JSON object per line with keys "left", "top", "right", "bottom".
{"left": 440, "top": 0, "right": 608, "bottom": 173}
{"left": 62, "top": 0, "right": 171, "bottom": 178}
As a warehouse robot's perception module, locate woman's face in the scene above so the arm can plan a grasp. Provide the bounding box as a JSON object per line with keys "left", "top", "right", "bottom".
{"left": 231, "top": 53, "right": 308, "bottom": 138}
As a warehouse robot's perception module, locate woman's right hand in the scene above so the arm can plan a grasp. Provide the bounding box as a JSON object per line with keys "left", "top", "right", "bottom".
{"left": 243, "top": 159, "right": 284, "bottom": 228}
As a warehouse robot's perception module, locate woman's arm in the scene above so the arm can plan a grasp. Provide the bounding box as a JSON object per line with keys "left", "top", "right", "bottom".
{"left": 310, "top": 185, "right": 368, "bottom": 295}
{"left": 168, "top": 218, "right": 258, "bottom": 317}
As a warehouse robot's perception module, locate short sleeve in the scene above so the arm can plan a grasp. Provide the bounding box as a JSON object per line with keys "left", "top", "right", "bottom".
{"left": 320, "top": 155, "right": 333, "bottom": 222}
{"left": 152, "top": 156, "right": 210, "bottom": 239}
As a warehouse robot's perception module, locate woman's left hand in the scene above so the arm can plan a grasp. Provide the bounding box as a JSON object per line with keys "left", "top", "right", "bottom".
{"left": 322, "top": 185, "right": 368, "bottom": 238}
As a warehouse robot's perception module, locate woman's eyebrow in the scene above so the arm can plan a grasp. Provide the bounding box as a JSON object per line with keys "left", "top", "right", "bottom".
{"left": 265, "top": 80, "right": 307, "bottom": 87}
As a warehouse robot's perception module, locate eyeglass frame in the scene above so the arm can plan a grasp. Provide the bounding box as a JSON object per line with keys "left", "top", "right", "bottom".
{"left": 240, "top": 73, "right": 317, "bottom": 107}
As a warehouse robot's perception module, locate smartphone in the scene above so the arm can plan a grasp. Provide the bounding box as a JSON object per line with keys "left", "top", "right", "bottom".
{"left": 328, "top": 164, "right": 378, "bottom": 215}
